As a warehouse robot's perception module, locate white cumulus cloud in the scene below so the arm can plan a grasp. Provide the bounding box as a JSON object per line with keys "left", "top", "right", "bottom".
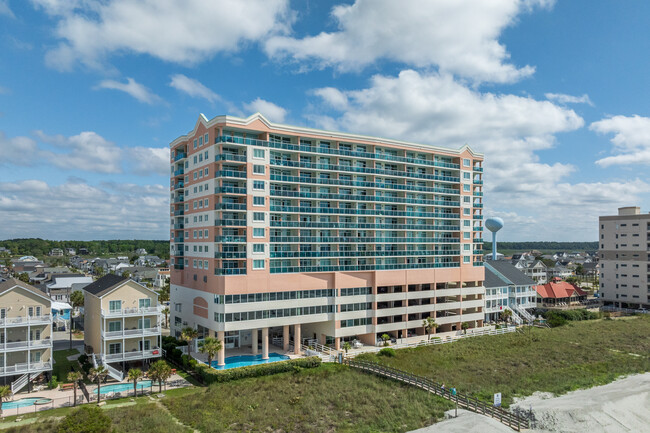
{"left": 266, "top": 0, "right": 551, "bottom": 82}
{"left": 169, "top": 74, "right": 220, "bottom": 103}
{"left": 32, "top": 0, "right": 292, "bottom": 70}
{"left": 307, "top": 70, "right": 646, "bottom": 240}
{"left": 96, "top": 78, "right": 163, "bottom": 105}
{"left": 243, "top": 98, "right": 288, "bottom": 123}
{"left": 545, "top": 93, "right": 593, "bottom": 106}
{"left": 592, "top": 115, "right": 650, "bottom": 167}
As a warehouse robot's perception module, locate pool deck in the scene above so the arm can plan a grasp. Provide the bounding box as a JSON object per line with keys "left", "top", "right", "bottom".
{"left": 0, "top": 373, "right": 190, "bottom": 418}
{"left": 191, "top": 343, "right": 300, "bottom": 365}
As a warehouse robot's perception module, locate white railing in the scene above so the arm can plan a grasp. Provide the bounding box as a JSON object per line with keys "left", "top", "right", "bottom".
{"left": 11, "top": 374, "right": 29, "bottom": 394}
{"left": 100, "top": 356, "right": 124, "bottom": 381}
{"left": 91, "top": 353, "right": 98, "bottom": 369}
{"left": 0, "top": 315, "right": 52, "bottom": 327}
{"left": 505, "top": 306, "right": 523, "bottom": 325}
{"left": 103, "top": 349, "right": 162, "bottom": 362}
{"left": 601, "top": 305, "right": 649, "bottom": 314}
{"left": 0, "top": 361, "right": 52, "bottom": 377}
{"left": 102, "top": 327, "right": 161, "bottom": 339}
{"left": 345, "top": 327, "right": 517, "bottom": 358}
{"left": 101, "top": 307, "right": 160, "bottom": 317}
{"left": 513, "top": 304, "right": 535, "bottom": 322}
{"left": 1, "top": 339, "right": 52, "bottom": 351}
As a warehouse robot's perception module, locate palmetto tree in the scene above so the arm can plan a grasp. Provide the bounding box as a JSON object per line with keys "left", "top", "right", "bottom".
{"left": 461, "top": 322, "right": 470, "bottom": 335}
{"left": 342, "top": 341, "right": 351, "bottom": 355}
{"left": 0, "top": 385, "right": 12, "bottom": 418}
{"left": 181, "top": 327, "right": 199, "bottom": 359}
{"left": 161, "top": 307, "right": 170, "bottom": 328}
{"left": 422, "top": 317, "right": 437, "bottom": 340}
{"left": 148, "top": 360, "right": 172, "bottom": 393}
{"left": 127, "top": 368, "right": 143, "bottom": 397}
{"left": 66, "top": 371, "right": 83, "bottom": 406}
{"left": 500, "top": 309, "right": 512, "bottom": 324}
{"left": 89, "top": 366, "right": 108, "bottom": 402}
{"left": 198, "top": 337, "right": 222, "bottom": 367}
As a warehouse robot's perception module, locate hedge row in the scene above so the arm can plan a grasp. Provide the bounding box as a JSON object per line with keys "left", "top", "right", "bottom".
{"left": 544, "top": 309, "right": 600, "bottom": 327}
{"left": 194, "top": 356, "right": 322, "bottom": 384}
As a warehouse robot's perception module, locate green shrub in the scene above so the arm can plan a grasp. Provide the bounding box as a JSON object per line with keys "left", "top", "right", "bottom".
{"left": 199, "top": 357, "right": 321, "bottom": 384}
{"left": 379, "top": 348, "right": 396, "bottom": 357}
{"left": 48, "top": 377, "right": 59, "bottom": 389}
{"left": 77, "top": 354, "right": 88, "bottom": 365}
{"left": 544, "top": 309, "right": 599, "bottom": 327}
{"left": 56, "top": 406, "right": 111, "bottom": 433}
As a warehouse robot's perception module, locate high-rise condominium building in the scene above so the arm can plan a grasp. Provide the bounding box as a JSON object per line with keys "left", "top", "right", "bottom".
{"left": 169, "top": 113, "right": 485, "bottom": 365}
{"left": 599, "top": 206, "right": 650, "bottom": 310}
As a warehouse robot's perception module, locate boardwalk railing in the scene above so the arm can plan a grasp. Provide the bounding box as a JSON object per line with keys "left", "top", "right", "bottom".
{"left": 343, "top": 359, "right": 528, "bottom": 431}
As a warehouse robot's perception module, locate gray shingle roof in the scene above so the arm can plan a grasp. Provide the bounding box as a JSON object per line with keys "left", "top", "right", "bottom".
{"left": 484, "top": 260, "right": 536, "bottom": 287}
{"left": 82, "top": 274, "right": 128, "bottom": 297}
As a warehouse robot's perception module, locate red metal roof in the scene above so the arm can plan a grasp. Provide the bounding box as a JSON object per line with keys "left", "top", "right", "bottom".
{"left": 534, "top": 281, "right": 586, "bottom": 299}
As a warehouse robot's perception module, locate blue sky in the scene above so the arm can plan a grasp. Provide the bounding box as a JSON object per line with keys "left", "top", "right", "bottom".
{"left": 1, "top": 0, "right": 649, "bottom": 241}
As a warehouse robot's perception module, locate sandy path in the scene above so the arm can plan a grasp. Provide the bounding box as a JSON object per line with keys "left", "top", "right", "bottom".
{"left": 410, "top": 372, "right": 650, "bottom": 433}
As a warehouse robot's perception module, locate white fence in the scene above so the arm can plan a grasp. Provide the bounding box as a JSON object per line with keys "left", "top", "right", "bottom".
{"left": 345, "top": 326, "right": 517, "bottom": 358}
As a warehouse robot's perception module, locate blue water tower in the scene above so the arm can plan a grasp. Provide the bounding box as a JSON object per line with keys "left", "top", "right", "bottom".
{"left": 485, "top": 217, "right": 504, "bottom": 259}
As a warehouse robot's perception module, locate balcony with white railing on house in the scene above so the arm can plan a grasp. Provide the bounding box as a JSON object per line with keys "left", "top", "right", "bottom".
{"left": 101, "top": 327, "right": 161, "bottom": 340}
{"left": 0, "top": 339, "right": 52, "bottom": 352}
{"left": 103, "top": 349, "right": 162, "bottom": 362}
{"left": 0, "top": 361, "right": 52, "bottom": 377}
{"left": 101, "top": 306, "right": 160, "bottom": 318}
{"left": 0, "top": 315, "right": 52, "bottom": 327}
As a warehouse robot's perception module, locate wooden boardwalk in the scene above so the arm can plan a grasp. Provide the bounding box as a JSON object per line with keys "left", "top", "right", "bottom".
{"left": 343, "top": 359, "right": 528, "bottom": 431}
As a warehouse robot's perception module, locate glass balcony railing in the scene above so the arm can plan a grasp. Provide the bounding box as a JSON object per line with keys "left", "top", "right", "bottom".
{"left": 269, "top": 189, "right": 459, "bottom": 207}
{"left": 214, "top": 219, "right": 247, "bottom": 226}
{"left": 269, "top": 262, "right": 460, "bottom": 274}
{"left": 269, "top": 205, "right": 459, "bottom": 219}
{"left": 215, "top": 187, "right": 247, "bottom": 195}
{"left": 216, "top": 135, "right": 461, "bottom": 169}
{"left": 215, "top": 203, "right": 247, "bottom": 211}
{"left": 269, "top": 221, "right": 460, "bottom": 231}
{"left": 173, "top": 152, "right": 187, "bottom": 161}
{"left": 268, "top": 236, "right": 459, "bottom": 243}
{"left": 215, "top": 236, "right": 247, "bottom": 243}
{"left": 216, "top": 170, "right": 247, "bottom": 179}
{"left": 270, "top": 250, "right": 460, "bottom": 258}
{"left": 215, "top": 268, "right": 247, "bottom": 275}
{"left": 216, "top": 154, "right": 247, "bottom": 162}
{"left": 270, "top": 174, "right": 460, "bottom": 195}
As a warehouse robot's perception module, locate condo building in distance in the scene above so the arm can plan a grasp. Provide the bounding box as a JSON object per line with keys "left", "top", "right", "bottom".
{"left": 599, "top": 206, "right": 650, "bottom": 310}
{"left": 169, "top": 113, "right": 485, "bottom": 365}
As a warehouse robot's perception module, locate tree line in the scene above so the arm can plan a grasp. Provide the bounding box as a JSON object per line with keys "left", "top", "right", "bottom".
{"left": 482, "top": 241, "right": 598, "bottom": 252}
{"left": 0, "top": 238, "right": 170, "bottom": 259}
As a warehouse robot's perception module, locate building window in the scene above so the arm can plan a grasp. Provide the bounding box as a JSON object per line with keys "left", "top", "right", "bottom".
{"left": 253, "top": 212, "right": 265, "bottom": 222}
{"left": 139, "top": 298, "right": 151, "bottom": 309}
{"left": 253, "top": 149, "right": 265, "bottom": 158}
{"left": 463, "top": 184, "right": 470, "bottom": 192}
{"left": 109, "top": 343, "right": 122, "bottom": 354}
{"left": 204, "top": 133, "right": 209, "bottom": 144}
{"left": 463, "top": 159, "right": 470, "bottom": 167}
{"left": 193, "top": 139, "right": 197, "bottom": 149}
{"left": 463, "top": 256, "right": 470, "bottom": 263}
{"left": 253, "top": 259, "right": 265, "bottom": 270}
{"left": 253, "top": 196, "right": 265, "bottom": 206}
{"left": 253, "top": 244, "right": 265, "bottom": 253}
{"left": 253, "top": 165, "right": 265, "bottom": 174}
{"left": 109, "top": 300, "right": 121, "bottom": 313}
{"left": 108, "top": 321, "right": 121, "bottom": 332}
{"left": 253, "top": 180, "right": 265, "bottom": 190}
{"left": 253, "top": 228, "right": 265, "bottom": 237}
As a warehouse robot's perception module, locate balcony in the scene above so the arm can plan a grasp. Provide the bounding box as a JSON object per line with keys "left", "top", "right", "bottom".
{"left": 104, "top": 349, "right": 162, "bottom": 362}
{"left": 215, "top": 236, "right": 247, "bottom": 243}
{"left": 173, "top": 152, "right": 187, "bottom": 161}
{"left": 216, "top": 154, "right": 247, "bottom": 162}
{"left": 473, "top": 166, "right": 483, "bottom": 172}
{"left": 215, "top": 187, "right": 247, "bottom": 195}
{"left": 102, "top": 327, "right": 161, "bottom": 340}
{"left": 101, "top": 306, "right": 160, "bottom": 318}
{"left": 173, "top": 237, "right": 185, "bottom": 243}
{"left": 0, "top": 361, "right": 52, "bottom": 377}
{"left": 173, "top": 168, "right": 184, "bottom": 176}
{"left": 215, "top": 268, "right": 247, "bottom": 275}
{"left": 0, "top": 315, "right": 52, "bottom": 327}
{"left": 0, "top": 339, "right": 52, "bottom": 352}
{"left": 473, "top": 180, "right": 483, "bottom": 185}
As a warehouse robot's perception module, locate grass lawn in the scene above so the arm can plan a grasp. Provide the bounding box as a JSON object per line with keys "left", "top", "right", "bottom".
{"left": 51, "top": 349, "right": 80, "bottom": 382}
{"left": 163, "top": 363, "right": 453, "bottom": 433}
{"left": 356, "top": 315, "right": 650, "bottom": 406}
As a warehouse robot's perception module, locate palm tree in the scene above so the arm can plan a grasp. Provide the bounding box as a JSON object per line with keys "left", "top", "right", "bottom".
{"left": 148, "top": 360, "right": 172, "bottom": 393}
{"left": 127, "top": 368, "right": 143, "bottom": 397}
{"left": 89, "top": 366, "right": 108, "bottom": 402}
{"left": 198, "top": 337, "right": 222, "bottom": 367}
{"left": 342, "top": 341, "right": 351, "bottom": 355}
{"left": 461, "top": 321, "right": 470, "bottom": 335}
{"left": 500, "top": 309, "right": 512, "bottom": 325}
{"left": 422, "top": 317, "right": 437, "bottom": 340}
{"left": 0, "top": 385, "right": 12, "bottom": 418}
{"left": 66, "top": 371, "right": 83, "bottom": 406}
{"left": 181, "top": 327, "right": 199, "bottom": 359}
{"left": 381, "top": 334, "right": 391, "bottom": 347}
{"left": 161, "top": 307, "right": 170, "bottom": 329}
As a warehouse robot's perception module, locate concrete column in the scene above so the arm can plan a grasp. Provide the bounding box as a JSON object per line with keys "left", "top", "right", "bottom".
{"left": 217, "top": 331, "right": 225, "bottom": 366}
{"left": 283, "top": 325, "right": 290, "bottom": 352}
{"left": 334, "top": 337, "right": 340, "bottom": 351}
{"left": 251, "top": 329, "right": 258, "bottom": 355}
{"left": 261, "top": 328, "right": 269, "bottom": 360}
{"left": 294, "top": 323, "right": 301, "bottom": 355}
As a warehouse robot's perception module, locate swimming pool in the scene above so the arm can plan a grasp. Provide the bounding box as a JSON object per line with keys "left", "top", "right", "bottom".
{"left": 96, "top": 380, "right": 152, "bottom": 394}
{"left": 2, "top": 398, "right": 52, "bottom": 409}
{"left": 210, "top": 352, "right": 290, "bottom": 370}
